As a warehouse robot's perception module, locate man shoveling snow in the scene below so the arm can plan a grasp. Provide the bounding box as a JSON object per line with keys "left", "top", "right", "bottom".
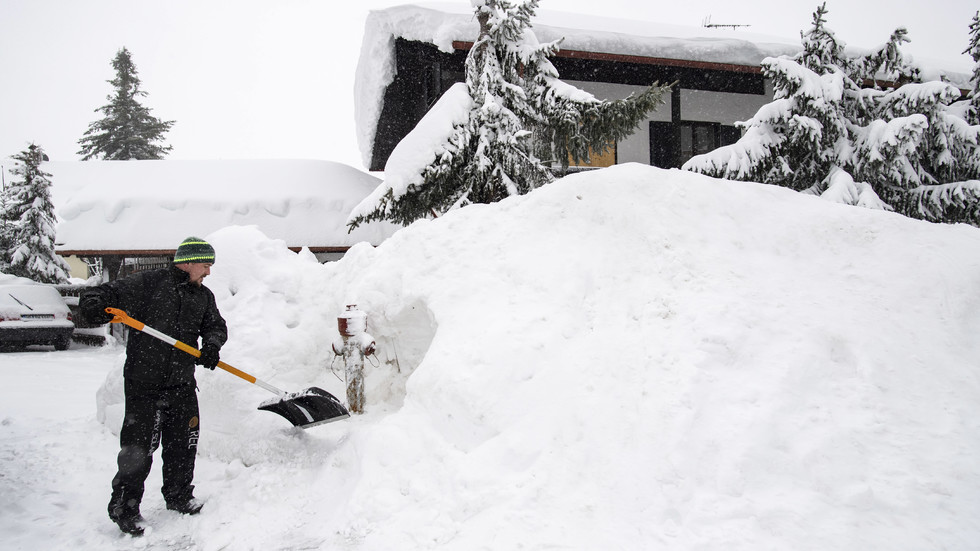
{"left": 80, "top": 237, "right": 227, "bottom": 536}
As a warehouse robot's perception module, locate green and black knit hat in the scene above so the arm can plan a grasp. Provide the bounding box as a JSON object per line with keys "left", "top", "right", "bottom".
{"left": 173, "top": 237, "right": 215, "bottom": 264}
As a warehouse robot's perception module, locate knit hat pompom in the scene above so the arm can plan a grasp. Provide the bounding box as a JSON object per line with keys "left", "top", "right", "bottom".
{"left": 173, "top": 237, "right": 215, "bottom": 264}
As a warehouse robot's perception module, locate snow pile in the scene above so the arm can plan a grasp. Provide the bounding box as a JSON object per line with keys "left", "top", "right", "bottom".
{"left": 312, "top": 163, "right": 980, "bottom": 549}
{"left": 7, "top": 164, "right": 980, "bottom": 549}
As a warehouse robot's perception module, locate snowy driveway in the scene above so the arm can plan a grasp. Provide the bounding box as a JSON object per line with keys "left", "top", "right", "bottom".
{"left": 0, "top": 345, "right": 218, "bottom": 549}
{"left": 1, "top": 346, "right": 129, "bottom": 548}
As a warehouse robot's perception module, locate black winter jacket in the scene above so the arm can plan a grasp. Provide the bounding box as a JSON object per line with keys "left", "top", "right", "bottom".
{"left": 80, "top": 265, "right": 227, "bottom": 388}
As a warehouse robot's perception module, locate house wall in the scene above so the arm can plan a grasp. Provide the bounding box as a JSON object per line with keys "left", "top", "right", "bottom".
{"left": 373, "top": 40, "right": 774, "bottom": 171}
{"left": 564, "top": 80, "right": 670, "bottom": 165}
{"left": 680, "top": 84, "right": 774, "bottom": 124}
{"left": 565, "top": 80, "right": 774, "bottom": 166}
{"left": 64, "top": 255, "right": 90, "bottom": 281}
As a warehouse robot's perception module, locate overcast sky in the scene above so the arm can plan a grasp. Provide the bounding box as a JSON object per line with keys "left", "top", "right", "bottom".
{"left": 1, "top": 0, "right": 976, "bottom": 172}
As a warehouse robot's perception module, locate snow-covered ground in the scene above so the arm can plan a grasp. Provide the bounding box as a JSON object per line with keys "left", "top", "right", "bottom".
{"left": 3, "top": 164, "right": 980, "bottom": 550}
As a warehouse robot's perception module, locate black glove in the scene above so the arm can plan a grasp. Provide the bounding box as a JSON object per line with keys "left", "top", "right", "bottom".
{"left": 79, "top": 295, "right": 114, "bottom": 325}
{"left": 197, "top": 344, "right": 220, "bottom": 370}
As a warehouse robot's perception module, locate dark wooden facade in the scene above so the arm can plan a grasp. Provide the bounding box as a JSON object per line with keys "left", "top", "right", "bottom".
{"left": 368, "top": 38, "right": 769, "bottom": 172}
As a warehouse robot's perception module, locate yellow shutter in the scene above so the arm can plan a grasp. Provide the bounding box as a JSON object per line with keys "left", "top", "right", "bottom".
{"left": 568, "top": 142, "right": 616, "bottom": 168}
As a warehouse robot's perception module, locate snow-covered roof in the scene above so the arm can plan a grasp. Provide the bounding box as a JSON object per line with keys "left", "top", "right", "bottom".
{"left": 354, "top": 3, "right": 973, "bottom": 168}
{"left": 43, "top": 160, "right": 400, "bottom": 254}
{"left": 354, "top": 3, "right": 796, "bottom": 168}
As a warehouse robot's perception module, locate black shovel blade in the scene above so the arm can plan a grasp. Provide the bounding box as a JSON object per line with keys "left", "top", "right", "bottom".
{"left": 257, "top": 387, "right": 350, "bottom": 428}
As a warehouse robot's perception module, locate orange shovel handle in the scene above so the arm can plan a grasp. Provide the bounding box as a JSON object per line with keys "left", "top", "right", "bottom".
{"left": 105, "top": 307, "right": 262, "bottom": 387}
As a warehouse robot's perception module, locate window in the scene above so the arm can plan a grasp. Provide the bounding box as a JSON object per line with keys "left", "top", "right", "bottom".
{"left": 680, "top": 124, "right": 717, "bottom": 165}
{"left": 650, "top": 121, "right": 740, "bottom": 169}
{"left": 424, "top": 62, "right": 442, "bottom": 108}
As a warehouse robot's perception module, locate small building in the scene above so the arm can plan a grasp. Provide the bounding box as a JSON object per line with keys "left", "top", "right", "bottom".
{"left": 47, "top": 159, "right": 400, "bottom": 280}
{"left": 355, "top": 4, "right": 970, "bottom": 173}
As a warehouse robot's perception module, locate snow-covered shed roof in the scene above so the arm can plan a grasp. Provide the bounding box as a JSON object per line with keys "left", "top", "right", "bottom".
{"left": 45, "top": 160, "right": 399, "bottom": 255}
{"left": 354, "top": 3, "right": 973, "bottom": 168}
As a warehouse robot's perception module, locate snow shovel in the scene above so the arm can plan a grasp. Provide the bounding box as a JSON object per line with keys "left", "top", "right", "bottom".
{"left": 105, "top": 307, "right": 350, "bottom": 428}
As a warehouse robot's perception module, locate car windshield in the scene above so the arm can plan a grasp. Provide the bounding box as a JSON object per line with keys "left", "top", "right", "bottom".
{"left": 6, "top": 293, "right": 34, "bottom": 310}
{"left": 0, "top": 286, "right": 67, "bottom": 313}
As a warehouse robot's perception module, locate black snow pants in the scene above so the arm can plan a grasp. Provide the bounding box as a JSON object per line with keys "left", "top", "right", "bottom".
{"left": 108, "top": 380, "right": 200, "bottom": 521}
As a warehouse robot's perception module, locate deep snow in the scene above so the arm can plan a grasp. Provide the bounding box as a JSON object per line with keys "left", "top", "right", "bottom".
{"left": 3, "top": 164, "right": 980, "bottom": 550}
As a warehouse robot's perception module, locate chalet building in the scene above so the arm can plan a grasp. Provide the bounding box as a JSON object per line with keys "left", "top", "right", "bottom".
{"left": 368, "top": 38, "right": 771, "bottom": 172}
{"left": 356, "top": 4, "right": 969, "bottom": 174}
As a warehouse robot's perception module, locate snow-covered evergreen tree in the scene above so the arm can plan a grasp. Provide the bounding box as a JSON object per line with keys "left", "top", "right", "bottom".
{"left": 796, "top": 3, "right": 851, "bottom": 77}
{"left": 965, "top": 11, "right": 980, "bottom": 125}
{"left": 872, "top": 81, "right": 980, "bottom": 222}
{"left": 684, "top": 3, "right": 980, "bottom": 225}
{"left": 4, "top": 144, "right": 70, "bottom": 283}
{"left": 348, "top": 0, "right": 668, "bottom": 228}
{"left": 77, "top": 47, "right": 175, "bottom": 160}
{"left": 681, "top": 5, "right": 854, "bottom": 192}
{"left": 907, "top": 11, "right": 980, "bottom": 224}
{"left": 0, "top": 175, "right": 14, "bottom": 271}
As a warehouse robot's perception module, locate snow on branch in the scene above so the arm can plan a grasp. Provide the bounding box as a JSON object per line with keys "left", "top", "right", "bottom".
{"left": 815, "top": 166, "right": 889, "bottom": 210}
{"left": 910, "top": 180, "right": 980, "bottom": 224}
{"left": 685, "top": 4, "right": 980, "bottom": 226}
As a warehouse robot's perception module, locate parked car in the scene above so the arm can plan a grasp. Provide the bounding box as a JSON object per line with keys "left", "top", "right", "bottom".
{"left": 0, "top": 285, "right": 75, "bottom": 350}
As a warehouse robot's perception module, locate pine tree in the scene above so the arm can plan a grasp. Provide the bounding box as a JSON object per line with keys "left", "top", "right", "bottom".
{"left": 965, "top": 11, "right": 980, "bottom": 125}
{"left": 681, "top": 5, "right": 855, "bottom": 192}
{"left": 684, "top": 3, "right": 980, "bottom": 225}
{"left": 856, "top": 28, "right": 920, "bottom": 90}
{"left": 5, "top": 144, "right": 70, "bottom": 283}
{"left": 348, "top": 0, "right": 668, "bottom": 228}
{"left": 0, "top": 174, "right": 14, "bottom": 271}
{"left": 77, "top": 47, "right": 175, "bottom": 160}
{"left": 797, "top": 3, "right": 851, "bottom": 77}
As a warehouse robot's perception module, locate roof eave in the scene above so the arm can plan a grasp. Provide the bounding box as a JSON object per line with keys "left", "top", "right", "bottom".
{"left": 451, "top": 40, "right": 764, "bottom": 74}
